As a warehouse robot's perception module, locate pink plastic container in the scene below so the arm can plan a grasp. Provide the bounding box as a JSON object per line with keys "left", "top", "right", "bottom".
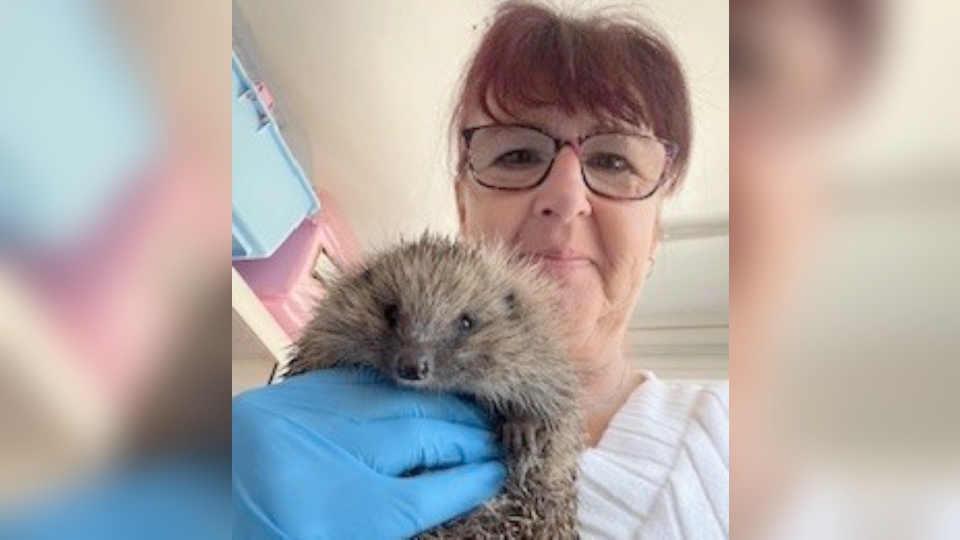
{"left": 234, "top": 190, "right": 361, "bottom": 341}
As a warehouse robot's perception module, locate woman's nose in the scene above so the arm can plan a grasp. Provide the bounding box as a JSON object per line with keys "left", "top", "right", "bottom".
{"left": 533, "top": 146, "right": 592, "bottom": 221}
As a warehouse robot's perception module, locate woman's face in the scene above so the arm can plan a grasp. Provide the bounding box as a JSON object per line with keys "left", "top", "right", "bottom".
{"left": 456, "top": 106, "right": 663, "bottom": 360}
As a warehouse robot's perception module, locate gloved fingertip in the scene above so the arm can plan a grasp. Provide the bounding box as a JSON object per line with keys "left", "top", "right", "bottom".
{"left": 472, "top": 460, "right": 508, "bottom": 497}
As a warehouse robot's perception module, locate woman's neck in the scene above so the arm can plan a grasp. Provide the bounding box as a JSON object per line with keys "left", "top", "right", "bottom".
{"left": 575, "top": 347, "right": 644, "bottom": 447}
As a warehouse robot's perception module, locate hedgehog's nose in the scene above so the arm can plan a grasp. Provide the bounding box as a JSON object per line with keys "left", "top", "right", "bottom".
{"left": 396, "top": 353, "right": 432, "bottom": 381}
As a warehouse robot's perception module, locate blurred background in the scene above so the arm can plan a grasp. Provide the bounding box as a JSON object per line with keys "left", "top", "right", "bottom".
{"left": 0, "top": 0, "right": 229, "bottom": 533}
{"left": 732, "top": 0, "right": 960, "bottom": 537}
{"left": 230, "top": 0, "right": 730, "bottom": 397}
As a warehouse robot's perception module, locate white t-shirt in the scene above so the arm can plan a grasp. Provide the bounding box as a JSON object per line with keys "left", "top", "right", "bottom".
{"left": 577, "top": 372, "right": 730, "bottom": 539}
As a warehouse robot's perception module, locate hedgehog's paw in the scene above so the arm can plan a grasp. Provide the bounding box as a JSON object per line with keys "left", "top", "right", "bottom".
{"left": 500, "top": 419, "right": 543, "bottom": 457}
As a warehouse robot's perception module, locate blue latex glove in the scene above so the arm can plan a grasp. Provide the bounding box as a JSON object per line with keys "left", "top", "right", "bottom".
{"left": 232, "top": 367, "right": 507, "bottom": 540}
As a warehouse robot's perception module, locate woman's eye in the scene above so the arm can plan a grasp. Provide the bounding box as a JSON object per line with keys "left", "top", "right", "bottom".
{"left": 586, "top": 153, "right": 635, "bottom": 174}
{"left": 493, "top": 149, "right": 544, "bottom": 168}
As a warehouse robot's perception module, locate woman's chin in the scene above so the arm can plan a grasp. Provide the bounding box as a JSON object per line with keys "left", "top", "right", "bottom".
{"left": 550, "top": 290, "right": 595, "bottom": 346}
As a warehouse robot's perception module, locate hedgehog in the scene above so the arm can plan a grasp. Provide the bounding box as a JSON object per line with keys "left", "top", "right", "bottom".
{"left": 285, "top": 234, "right": 583, "bottom": 539}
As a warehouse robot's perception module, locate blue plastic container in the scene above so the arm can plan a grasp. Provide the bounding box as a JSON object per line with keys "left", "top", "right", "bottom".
{"left": 232, "top": 54, "right": 319, "bottom": 260}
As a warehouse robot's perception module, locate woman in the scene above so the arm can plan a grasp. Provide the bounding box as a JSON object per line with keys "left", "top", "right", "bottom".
{"left": 233, "top": 2, "right": 728, "bottom": 538}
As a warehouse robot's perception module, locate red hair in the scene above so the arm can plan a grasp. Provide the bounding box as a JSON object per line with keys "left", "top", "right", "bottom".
{"left": 451, "top": 0, "right": 692, "bottom": 194}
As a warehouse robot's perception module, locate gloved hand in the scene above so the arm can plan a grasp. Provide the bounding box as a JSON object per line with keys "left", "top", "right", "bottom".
{"left": 232, "top": 367, "right": 506, "bottom": 540}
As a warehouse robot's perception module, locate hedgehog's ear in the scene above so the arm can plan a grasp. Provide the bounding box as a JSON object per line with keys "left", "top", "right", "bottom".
{"left": 504, "top": 290, "right": 519, "bottom": 318}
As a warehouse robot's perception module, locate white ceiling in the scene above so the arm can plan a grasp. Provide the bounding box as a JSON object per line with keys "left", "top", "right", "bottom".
{"left": 234, "top": 0, "right": 728, "bottom": 328}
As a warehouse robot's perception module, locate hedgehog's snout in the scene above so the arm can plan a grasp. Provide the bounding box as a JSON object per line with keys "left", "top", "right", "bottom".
{"left": 394, "top": 349, "right": 433, "bottom": 382}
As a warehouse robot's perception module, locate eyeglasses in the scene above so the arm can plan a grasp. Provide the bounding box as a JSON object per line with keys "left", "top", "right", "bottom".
{"left": 462, "top": 124, "right": 678, "bottom": 201}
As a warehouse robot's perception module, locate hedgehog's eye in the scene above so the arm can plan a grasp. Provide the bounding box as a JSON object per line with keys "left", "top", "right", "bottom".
{"left": 384, "top": 304, "right": 400, "bottom": 329}
{"left": 457, "top": 313, "right": 475, "bottom": 334}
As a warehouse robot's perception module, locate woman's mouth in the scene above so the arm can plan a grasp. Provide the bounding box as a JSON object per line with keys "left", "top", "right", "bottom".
{"left": 523, "top": 250, "right": 592, "bottom": 277}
